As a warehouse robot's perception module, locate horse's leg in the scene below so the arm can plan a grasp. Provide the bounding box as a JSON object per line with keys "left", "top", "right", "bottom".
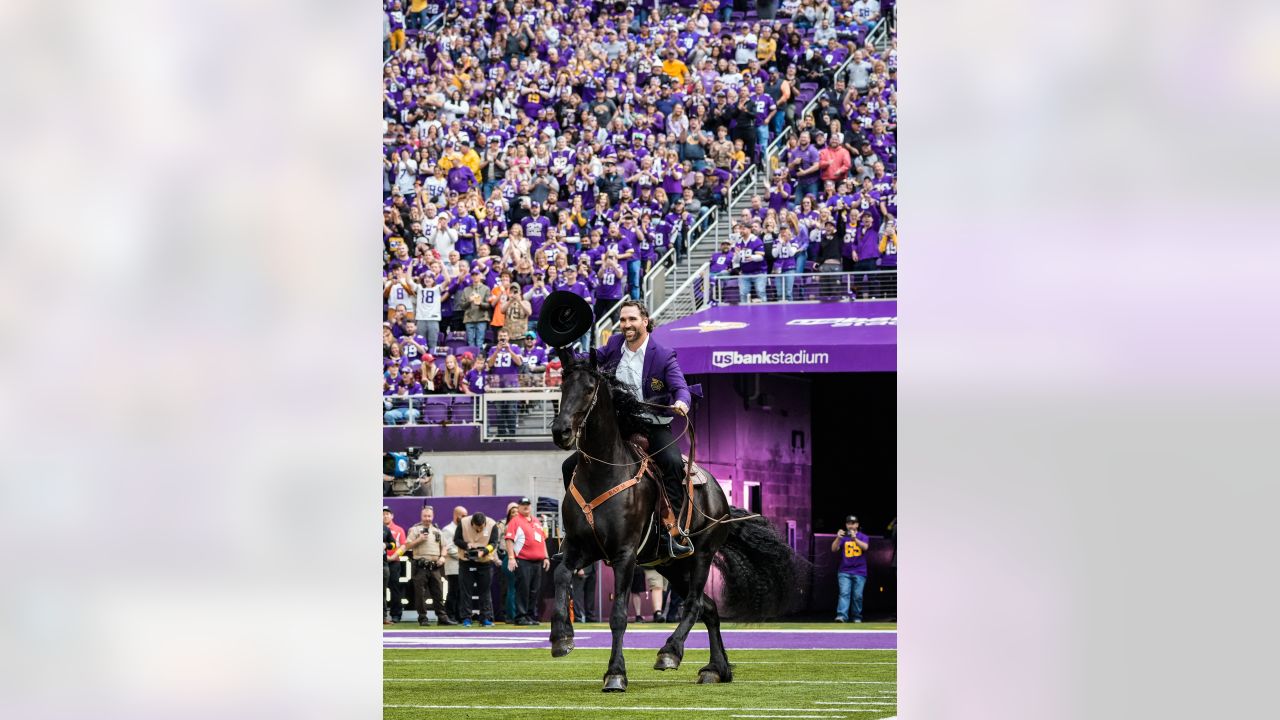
{"left": 654, "top": 553, "right": 712, "bottom": 671}
{"left": 602, "top": 551, "right": 637, "bottom": 692}
{"left": 549, "top": 541, "right": 581, "bottom": 658}
{"left": 697, "top": 594, "right": 733, "bottom": 684}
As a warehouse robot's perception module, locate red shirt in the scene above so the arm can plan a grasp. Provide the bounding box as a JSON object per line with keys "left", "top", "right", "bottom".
{"left": 504, "top": 513, "right": 548, "bottom": 561}
{"left": 385, "top": 521, "right": 406, "bottom": 560}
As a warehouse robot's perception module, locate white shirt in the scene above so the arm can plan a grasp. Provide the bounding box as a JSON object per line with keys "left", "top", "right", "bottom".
{"left": 618, "top": 336, "right": 664, "bottom": 425}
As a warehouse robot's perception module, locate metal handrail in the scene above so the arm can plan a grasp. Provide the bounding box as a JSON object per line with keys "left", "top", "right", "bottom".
{"left": 710, "top": 269, "right": 898, "bottom": 305}
{"left": 651, "top": 262, "right": 711, "bottom": 325}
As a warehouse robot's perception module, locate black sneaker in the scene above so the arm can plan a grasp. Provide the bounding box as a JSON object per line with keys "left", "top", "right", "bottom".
{"left": 652, "top": 612, "right": 665, "bottom": 623}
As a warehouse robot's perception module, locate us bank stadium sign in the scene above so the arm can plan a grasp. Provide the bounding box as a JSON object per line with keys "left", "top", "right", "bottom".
{"left": 711, "top": 350, "right": 831, "bottom": 369}
{"left": 787, "top": 316, "right": 898, "bottom": 328}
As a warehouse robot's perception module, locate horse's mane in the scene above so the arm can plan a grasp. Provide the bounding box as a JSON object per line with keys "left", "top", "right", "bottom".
{"left": 572, "top": 360, "right": 651, "bottom": 439}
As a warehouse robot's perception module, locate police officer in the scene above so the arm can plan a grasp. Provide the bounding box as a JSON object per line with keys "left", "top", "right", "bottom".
{"left": 404, "top": 505, "right": 455, "bottom": 626}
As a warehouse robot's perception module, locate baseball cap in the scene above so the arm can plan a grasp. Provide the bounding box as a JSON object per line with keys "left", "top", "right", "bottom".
{"left": 518, "top": 497, "right": 532, "bottom": 505}
{"left": 524, "top": 331, "right": 536, "bottom": 339}
{"left": 844, "top": 515, "right": 858, "bottom": 523}
{"left": 383, "top": 505, "right": 391, "bottom": 512}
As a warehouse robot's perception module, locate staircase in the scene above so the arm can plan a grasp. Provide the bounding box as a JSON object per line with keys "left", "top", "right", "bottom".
{"left": 649, "top": 167, "right": 765, "bottom": 312}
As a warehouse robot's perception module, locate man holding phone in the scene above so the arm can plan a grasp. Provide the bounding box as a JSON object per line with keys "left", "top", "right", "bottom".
{"left": 831, "top": 514, "right": 870, "bottom": 623}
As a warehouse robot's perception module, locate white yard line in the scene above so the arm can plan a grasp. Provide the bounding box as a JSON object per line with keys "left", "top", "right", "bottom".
{"left": 384, "top": 659, "right": 896, "bottom": 665}
{"left": 730, "top": 715, "right": 853, "bottom": 718}
{"left": 813, "top": 702, "right": 898, "bottom": 706}
{"left": 385, "top": 678, "right": 892, "bottom": 685}
{"left": 386, "top": 628, "right": 896, "bottom": 634}
{"left": 384, "top": 705, "right": 854, "bottom": 713}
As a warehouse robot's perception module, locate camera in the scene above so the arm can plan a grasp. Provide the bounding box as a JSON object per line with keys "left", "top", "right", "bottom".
{"left": 465, "top": 547, "right": 485, "bottom": 561}
{"left": 383, "top": 447, "right": 433, "bottom": 496}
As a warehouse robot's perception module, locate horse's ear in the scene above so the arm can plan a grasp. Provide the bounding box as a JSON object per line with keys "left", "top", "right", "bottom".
{"left": 556, "top": 346, "right": 575, "bottom": 369}
{"left": 588, "top": 333, "right": 598, "bottom": 371}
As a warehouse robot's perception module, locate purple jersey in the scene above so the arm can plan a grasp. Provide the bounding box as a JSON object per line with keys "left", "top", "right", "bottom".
{"left": 521, "top": 215, "right": 552, "bottom": 246}
{"left": 752, "top": 94, "right": 776, "bottom": 124}
{"left": 737, "top": 237, "right": 767, "bottom": 274}
{"left": 709, "top": 249, "right": 734, "bottom": 275}
{"left": 837, "top": 532, "right": 870, "bottom": 576}
{"left": 595, "top": 265, "right": 626, "bottom": 300}
{"left": 486, "top": 345, "right": 523, "bottom": 376}
{"left": 465, "top": 367, "right": 486, "bottom": 394}
{"left": 878, "top": 234, "right": 897, "bottom": 268}
{"left": 561, "top": 279, "right": 593, "bottom": 304}
{"left": 446, "top": 165, "right": 476, "bottom": 193}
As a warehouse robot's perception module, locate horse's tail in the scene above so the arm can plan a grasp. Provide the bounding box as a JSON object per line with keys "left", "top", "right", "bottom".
{"left": 712, "top": 507, "right": 811, "bottom": 621}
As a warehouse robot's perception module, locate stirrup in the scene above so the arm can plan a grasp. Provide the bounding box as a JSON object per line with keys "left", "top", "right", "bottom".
{"left": 664, "top": 532, "right": 695, "bottom": 559}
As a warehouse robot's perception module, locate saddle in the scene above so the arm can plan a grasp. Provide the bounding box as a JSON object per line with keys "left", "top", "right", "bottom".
{"left": 626, "top": 434, "right": 707, "bottom": 562}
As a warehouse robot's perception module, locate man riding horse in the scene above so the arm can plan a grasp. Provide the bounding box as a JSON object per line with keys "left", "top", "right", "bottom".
{"left": 558, "top": 298, "right": 695, "bottom": 559}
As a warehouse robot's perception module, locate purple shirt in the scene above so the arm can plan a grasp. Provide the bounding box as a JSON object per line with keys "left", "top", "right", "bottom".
{"left": 837, "top": 532, "right": 870, "bottom": 576}
{"left": 486, "top": 345, "right": 523, "bottom": 376}
{"left": 709, "top": 249, "right": 734, "bottom": 275}
{"left": 855, "top": 226, "right": 881, "bottom": 261}
{"left": 525, "top": 284, "right": 550, "bottom": 319}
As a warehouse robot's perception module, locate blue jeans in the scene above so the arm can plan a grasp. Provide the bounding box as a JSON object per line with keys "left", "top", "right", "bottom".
{"left": 836, "top": 572, "right": 865, "bottom": 621}
{"left": 420, "top": 320, "right": 440, "bottom": 349}
{"left": 771, "top": 110, "right": 786, "bottom": 136}
{"left": 756, "top": 125, "right": 770, "bottom": 162}
{"left": 738, "top": 273, "right": 767, "bottom": 302}
{"left": 384, "top": 407, "right": 419, "bottom": 425}
{"left": 780, "top": 269, "right": 798, "bottom": 301}
{"left": 797, "top": 180, "right": 820, "bottom": 201}
{"left": 465, "top": 321, "right": 487, "bottom": 348}
{"left": 627, "top": 259, "right": 643, "bottom": 300}
{"left": 481, "top": 180, "right": 499, "bottom": 200}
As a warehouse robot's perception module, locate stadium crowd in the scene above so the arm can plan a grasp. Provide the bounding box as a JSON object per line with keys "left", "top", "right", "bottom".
{"left": 383, "top": 0, "right": 896, "bottom": 414}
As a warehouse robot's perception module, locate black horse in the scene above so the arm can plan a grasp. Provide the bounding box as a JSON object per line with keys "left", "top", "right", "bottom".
{"left": 548, "top": 348, "right": 802, "bottom": 692}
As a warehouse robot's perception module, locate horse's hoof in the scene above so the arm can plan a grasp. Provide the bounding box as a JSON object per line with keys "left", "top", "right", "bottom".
{"left": 602, "top": 674, "right": 628, "bottom": 692}
{"left": 551, "top": 639, "right": 575, "bottom": 658}
{"left": 697, "top": 671, "right": 722, "bottom": 684}
{"left": 654, "top": 653, "right": 681, "bottom": 671}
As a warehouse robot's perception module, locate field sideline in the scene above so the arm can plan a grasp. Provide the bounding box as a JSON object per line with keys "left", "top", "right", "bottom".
{"left": 384, "top": 624, "right": 897, "bottom": 720}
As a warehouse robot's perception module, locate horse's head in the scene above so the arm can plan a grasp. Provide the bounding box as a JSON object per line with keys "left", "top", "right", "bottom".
{"left": 551, "top": 347, "right": 603, "bottom": 450}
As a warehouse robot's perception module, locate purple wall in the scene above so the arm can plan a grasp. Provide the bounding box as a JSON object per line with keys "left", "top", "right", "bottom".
{"left": 690, "top": 373, "right": 814, "bottom": 563}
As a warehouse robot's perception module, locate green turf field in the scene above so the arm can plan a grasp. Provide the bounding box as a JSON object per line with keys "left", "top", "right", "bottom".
{"left": 384, "top": 631, "right": 897, "bottom": 720}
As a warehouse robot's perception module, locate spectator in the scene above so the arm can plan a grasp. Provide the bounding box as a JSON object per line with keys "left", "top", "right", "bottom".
{"left": 832, "top": 514, "right": 870, "bottom": 623}
{"left": 383, "top": 506, "right": 407, "bottom": 623}
{"left": 485, "top": 328, "right": 523, "bottom": 436}
{"left": 413, "top": 271, "right": 444, "bottom": 350}
{"left": 456, "top": 269, "right": 492, "bottom": 348}
{"left": 503, "top": 496, "right": 550, "bottom": 626}
{"left": 819, "top": 132, "right": 853, "bottom": 186}
{"left": 440, "top": 505, "right": 467, "bottom": 626}
{"left": 438, "top": 353, "right": 467, "bottom": 393}
{"left": 787, "top": 131, "right": 823, "bottom": 200}
{"left": 518, "top": 331, "right": 548, "bottom": 386}
{"left": 710, "top": 238, "right": 735, "bottom": 276}
{"left": 404, "top": 505, "right": 455, "bottom": 626}
{"left": 500, "top": 284, "right": 532, "bottom": 340}
{"left": 455, "top": 511, "right": 500, "bottom": 627}
{"left": 732, "top": 222, "right": 767, "bottom": 302}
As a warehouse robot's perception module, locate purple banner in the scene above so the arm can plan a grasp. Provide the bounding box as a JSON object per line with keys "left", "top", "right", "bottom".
{"left": 652, "top": 301, "right": 897, "bottom": 374}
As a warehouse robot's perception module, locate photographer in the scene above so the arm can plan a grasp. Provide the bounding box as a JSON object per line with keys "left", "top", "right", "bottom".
{"left": 383, "top": 506, "right": 407, "bottom": 624}
{"left": 484, "top": 328, "right": 524, "bottom": 437}
{"left": 404, "top": 505, "right": 455, "bottom": 625}
{"left": 454, "top": 511, "right": 500, "bottom": 627}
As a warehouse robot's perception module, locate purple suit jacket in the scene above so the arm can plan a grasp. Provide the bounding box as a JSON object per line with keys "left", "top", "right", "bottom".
{"left": 593, "top": 333, "right": 692, "bottom": 416}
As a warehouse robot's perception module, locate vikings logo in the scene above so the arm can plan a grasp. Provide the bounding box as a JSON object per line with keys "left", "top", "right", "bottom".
{"left": 649, "top": 377, "right": 664, "bottom": 392}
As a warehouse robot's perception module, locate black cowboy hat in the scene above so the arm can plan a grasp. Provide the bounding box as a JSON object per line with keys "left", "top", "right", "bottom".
{"left": 536, "top": 290, "right": 594, "bottom": 349}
